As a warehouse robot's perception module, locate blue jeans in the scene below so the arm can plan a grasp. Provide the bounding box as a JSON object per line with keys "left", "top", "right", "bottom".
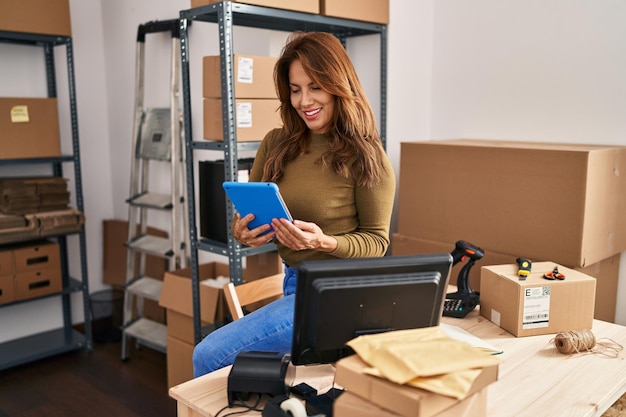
{"left": 192, "top": 265, "right": 298, "bottom": 377}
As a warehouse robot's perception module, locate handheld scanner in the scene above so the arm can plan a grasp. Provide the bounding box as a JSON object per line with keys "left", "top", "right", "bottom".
{"left": 451, "top": 240, "right": 485, "bottom": 266}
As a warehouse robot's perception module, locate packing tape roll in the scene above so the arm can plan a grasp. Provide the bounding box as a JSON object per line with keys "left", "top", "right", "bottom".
{"left": 280, "top": 397, "right": 307, "bottom": 417}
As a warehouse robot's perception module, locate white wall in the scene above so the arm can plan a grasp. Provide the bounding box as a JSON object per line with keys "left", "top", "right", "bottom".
{"left": 1, "top": 0, "right": 625, "bottom": 342}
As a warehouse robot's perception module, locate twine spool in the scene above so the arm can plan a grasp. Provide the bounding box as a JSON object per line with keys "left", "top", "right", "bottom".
{"left": 554, "top": 330, "right": 596, "bottom": 354}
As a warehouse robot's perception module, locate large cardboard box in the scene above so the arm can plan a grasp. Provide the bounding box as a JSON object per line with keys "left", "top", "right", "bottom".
{"left": 321, "top": 0, "right": 389, "bottom": 24}
{"left": 203, "top": 98, "right": 281, "bottom": 142}
{"left": 334, "top": 389, "right": 487, "bottom": 417}
{"left": 480, "top": 262, "right": 596, "bottom": 337}
{"left": 334, "top": 354, "right": 498, "bottom": 417}
{"left": 190, "top": 0, "right": 319, "bottom": 14}
{"left": 0, "top": 0, "right": 72, "bottom": 37}
{"left": 391, "top": 233, "right": 620, "bottom": 322}
{"left": 203, "top": 55, "right": 278, "bottom": 99}
{"left": 398, "top": 140, "right": 626, "bottom": 268}
{"left": 0, "top": 98, "right": 62, "bottom": 160}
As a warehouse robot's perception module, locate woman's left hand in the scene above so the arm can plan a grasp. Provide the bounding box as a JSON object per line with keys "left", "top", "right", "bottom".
{"left": 271, "top": 218, "right": 337, "bottom": 253}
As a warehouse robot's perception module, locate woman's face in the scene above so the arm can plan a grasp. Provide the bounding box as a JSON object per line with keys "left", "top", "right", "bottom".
{"left": 288, "top": 59, "right": 335, "bottom": 134}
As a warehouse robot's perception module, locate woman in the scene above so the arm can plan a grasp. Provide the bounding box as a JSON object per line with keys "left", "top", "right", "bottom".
{"left": 192, "top": 31, "right": 395, "bottom": 377}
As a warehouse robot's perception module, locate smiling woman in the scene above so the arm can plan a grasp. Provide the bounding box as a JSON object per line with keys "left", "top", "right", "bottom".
{"left": 192, "top": 31, "right": 396, "bottom": 378}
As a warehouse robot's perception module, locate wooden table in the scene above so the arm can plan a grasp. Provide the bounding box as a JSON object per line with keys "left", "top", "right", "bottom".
{"left": 170, "top": 311, "right": 626, "bottom": 417}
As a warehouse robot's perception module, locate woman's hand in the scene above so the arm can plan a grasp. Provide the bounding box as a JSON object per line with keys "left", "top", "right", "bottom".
{"left": 231, "top": 213, "right": 275, "bottom": 247}
{"left": 271, "top": 218, "right": 337, "bottom": 253}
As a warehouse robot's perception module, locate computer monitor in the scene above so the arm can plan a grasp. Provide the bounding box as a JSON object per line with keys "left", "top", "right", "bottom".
{"left": 291, "top": 253, "right": 453, "bottom": 366}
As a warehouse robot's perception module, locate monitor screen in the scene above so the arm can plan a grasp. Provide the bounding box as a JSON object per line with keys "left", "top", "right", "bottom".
{"left": 291, "top": 253, "right": 453, "bottom": 366}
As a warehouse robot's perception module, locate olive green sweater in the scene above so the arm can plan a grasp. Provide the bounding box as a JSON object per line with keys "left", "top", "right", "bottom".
{"left": 248, "top": 129, "right": 396, "bottom": 267}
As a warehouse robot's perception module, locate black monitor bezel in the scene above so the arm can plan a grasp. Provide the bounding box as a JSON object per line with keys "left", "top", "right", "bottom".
{"left": 291, "top": 253, "right": 453, "bottom": 366}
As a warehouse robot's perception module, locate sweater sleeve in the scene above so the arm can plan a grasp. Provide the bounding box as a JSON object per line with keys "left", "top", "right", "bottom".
{"left": 330, "top": 151, "right": 396, "bottom": 259}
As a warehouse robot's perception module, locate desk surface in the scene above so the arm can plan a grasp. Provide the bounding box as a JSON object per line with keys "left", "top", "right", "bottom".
{"left": 170, "top": 311, "right": 626, "bottom": 417}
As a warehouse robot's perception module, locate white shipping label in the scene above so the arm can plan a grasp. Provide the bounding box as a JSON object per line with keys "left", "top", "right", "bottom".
{"left": 236, "top": 102, "right": 253, "bottom": 128}
{"left": 522, "top": 286, "right": 550, "bottom": 329}
{"left": 237, "top": 57, "right": 254, "bottom": 84}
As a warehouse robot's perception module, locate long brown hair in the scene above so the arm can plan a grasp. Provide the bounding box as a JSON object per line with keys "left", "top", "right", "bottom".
{"left": 263, "top": 31, "right": 387, "bottom": 188}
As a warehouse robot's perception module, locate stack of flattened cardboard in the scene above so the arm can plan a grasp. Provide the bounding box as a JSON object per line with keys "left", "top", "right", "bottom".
{"left": 0, "top": 176, "right": 69, "bottom": 214}
{"left": 0, "top": 177, "right": 83, "bottom": 241}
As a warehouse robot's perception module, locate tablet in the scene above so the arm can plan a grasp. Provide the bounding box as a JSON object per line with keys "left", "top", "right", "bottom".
{"left": 222, "top": 181, "right": 293, "bottom": 233}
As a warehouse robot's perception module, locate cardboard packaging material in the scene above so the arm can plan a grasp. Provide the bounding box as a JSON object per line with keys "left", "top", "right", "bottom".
{"left": 160, "top": 257, "right": 284, "bottom": 387}
{"left": 398, "top": 140, "right": 626, "bottom": 268}
{"left": 165, "top": 335, "right": 195, "bottom": 388}
{"left": 480, "top": 262, "right": 596, "bottom": 337}
{"left": 391, "top": 233, "right": 620, "bottom": 322}
{"left": 15, "top": 267, "right": 62, "bottom": 300}
{"left": 102, "top": 219, "right": 168, "bottom": 287}
{"left": 334, "top": 354, "right": 498, "bottom": 417}
{"left": 334, "top": 389, "right": 487, "bottom": 417}
{"left": 8, "top": 240, "right": 62, "bottom": 301}
{"left": 12, "top": 240, "right": 60, "bottom": 272}
{"left": 321, "top": 0, "right": 389, "bottom": 24}
{"left": 0, "top": 98, "right": 62, "bottom": 160}
{"left": 190, "top": 0, "right": 320, "bottom": 14}
{"left": 0, "top": 248, "right": 15, "bottom": 276}
{"left": 203, "top": 55, "right": 278, "bottom": 99}
{"left": 203, "top": 98, "right": 281, "bottom": 142}
{"left": 0, "top": 0, "right": 72, "bottom": 37}
{"left": 0, "top": 273, "right": 15, "bottom": 305}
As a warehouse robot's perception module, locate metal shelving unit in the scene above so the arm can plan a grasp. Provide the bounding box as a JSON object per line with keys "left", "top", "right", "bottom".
{"left": 179, "top": 1, "right": 387, "bottom": 344}
{"left": 0, "top": 30, "right": 91, "bottom": 370}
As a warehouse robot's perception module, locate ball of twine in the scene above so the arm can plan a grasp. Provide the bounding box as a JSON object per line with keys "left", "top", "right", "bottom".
{"left": 554, "top": 330, "right": 596, "bottom": 354}
{"left": 553, "top": 330, "right": 624, "bottom": 358}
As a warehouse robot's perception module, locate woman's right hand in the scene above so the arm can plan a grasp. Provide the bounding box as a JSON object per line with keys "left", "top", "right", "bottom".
{"left": 231, "top": 213, "right": 275, "bottom": 247}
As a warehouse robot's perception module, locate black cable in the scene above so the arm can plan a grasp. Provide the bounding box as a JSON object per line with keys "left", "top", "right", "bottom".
{"left": 214, "top": 393, "right": 264, "bottom": 417}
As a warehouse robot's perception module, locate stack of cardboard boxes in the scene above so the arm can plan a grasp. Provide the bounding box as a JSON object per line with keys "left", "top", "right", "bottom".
{"left": 158, "top": 252, "right": 284, "bottom": 388}
{"left": 394, "top": 139, "right": 626, "bottom": 322}
{"left": 0, "top": 0, "right": 70, "bottom": 159}
{"left": 0, "top": 240, "right": 62, "bottom": 305}
{"left": 202, "top": 54, "right": 282, "bottom": 142}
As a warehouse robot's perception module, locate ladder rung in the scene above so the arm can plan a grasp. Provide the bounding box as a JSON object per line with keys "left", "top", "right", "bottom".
{"left": 127, "top": 192, "right": 173, "bottom": 209}
{"left": 127, "top": 235, "right": 174, "bottom": 258}
{"left": 126, "top": 277, "right": 163, "bottom": 301}
{"left": 123, "top": 318, "right": 167, "bottom": 353}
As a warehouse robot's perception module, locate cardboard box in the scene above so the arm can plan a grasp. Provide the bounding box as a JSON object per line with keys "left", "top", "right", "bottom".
{"left": 166, "top": 335, "right": 195, "bottom": 388}
{"left": 203, "top": 55, "right": 278, "bottom": 99}
{"left": 0, "top": 249, "right": 14, "bottom": 276}
{"left": 203, "top": 98, "right": 281, "bottom": 142}
{"left": 391, "top": 233, "right": 621, "bottom": 322}
{"left": 12, "top": 240, "right": 60, "bottom": 272}
{"left": 334, "top": 389, "right": 487, "bottom": 417}
{"left": 321, "top": 0, "right": 389, "bottom": 24}
{"left": 0, "top": 0, "right": 72, "bottom": 37}
{"left": 159, "top": 262, "right": 231, "bottom": 334}
{"left": 334, "top": 355, "right": 498, "bottom": 417}
{"left": 191, "top": 0, "right": 319, "bottom": 14}
{"left": 480, "top": 262, "right": 596, "bottom": 337}
{"left": 102, "top": 219, "right": 168, "bottom": 286}
{"left": 15, "top": 267, "right": 62, "bottom": 300}
{"left": 0, "top": 98, "right": 62, "bottom": 160}
{"left": 0, "top": 274, "right": 16, "bottom": 305}
{"left": 398, "top": 140, "right": 626, "bottom": 267}
{"left": 159, "top": 256, "right": 283, "bottom": 341}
